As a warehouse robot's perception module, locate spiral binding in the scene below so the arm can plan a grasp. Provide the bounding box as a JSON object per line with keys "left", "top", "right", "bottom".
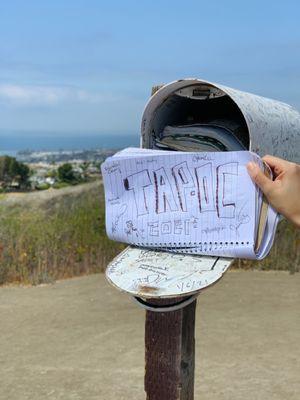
{"left": 134, "top": 241, "right": 250, "bottom": 251}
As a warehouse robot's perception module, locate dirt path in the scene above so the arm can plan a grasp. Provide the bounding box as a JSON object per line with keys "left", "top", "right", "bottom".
{"left": 0, "top": 271, "right": 299, "bottom": 400}
{"left": 0, "top": 180, "right": 102, "bottom": 208}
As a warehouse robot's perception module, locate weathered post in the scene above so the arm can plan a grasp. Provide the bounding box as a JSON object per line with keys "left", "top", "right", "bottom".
{"left": 145, "top": 298, "right": 196, "bottom": 400}
{"left": 143, "top": 86, "right": 196, "bottom": 400}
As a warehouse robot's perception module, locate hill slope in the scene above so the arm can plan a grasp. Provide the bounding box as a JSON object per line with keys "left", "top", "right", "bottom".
{"left": 0, "top": 181, "right": 299, "bottom": 285}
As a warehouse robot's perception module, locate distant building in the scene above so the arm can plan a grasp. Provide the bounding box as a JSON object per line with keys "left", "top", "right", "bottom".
{"left": 45, "top": 177, "right": 55, "bottom": 186}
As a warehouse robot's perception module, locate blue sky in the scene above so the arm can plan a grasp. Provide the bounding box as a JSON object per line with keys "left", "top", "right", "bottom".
{"left": 0, "top": 0, "right": 300, "bottom": 136}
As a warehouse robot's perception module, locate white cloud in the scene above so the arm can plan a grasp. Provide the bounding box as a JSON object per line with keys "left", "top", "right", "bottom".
{"left": 0, "top": 84, "right": 114, "bottom": 106}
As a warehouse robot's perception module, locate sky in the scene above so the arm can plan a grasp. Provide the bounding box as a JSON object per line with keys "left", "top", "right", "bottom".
{"left": 0, "top": 0, "right": 300, "bottom": 137}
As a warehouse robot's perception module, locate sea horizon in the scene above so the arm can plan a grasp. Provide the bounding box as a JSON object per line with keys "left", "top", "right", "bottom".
{"left": 0, "top": 131, "right": 140, "bottom": 155}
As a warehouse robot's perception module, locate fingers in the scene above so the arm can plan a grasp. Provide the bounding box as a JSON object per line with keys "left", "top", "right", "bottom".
{"left": 262, "top": 155, "right": 290, "bottom": 173}
{"left": 247, "top": 162, "right": 273, "bottom": 195}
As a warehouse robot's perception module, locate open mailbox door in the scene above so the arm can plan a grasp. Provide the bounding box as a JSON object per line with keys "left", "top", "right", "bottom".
{"left": 106, "top": 246, "right": 232, "bottom": 299}
{"left": 106, "top": 78, "right": 300, "bottom": 305}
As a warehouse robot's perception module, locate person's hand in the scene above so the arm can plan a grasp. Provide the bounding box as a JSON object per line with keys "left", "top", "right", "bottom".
{"left": 247, "top": 155, "right": 300, "bottom": 228}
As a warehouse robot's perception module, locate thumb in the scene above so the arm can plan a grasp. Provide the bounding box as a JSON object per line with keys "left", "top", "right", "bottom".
{"left": 246, "top": 162, "right": 273, "bottom": 195}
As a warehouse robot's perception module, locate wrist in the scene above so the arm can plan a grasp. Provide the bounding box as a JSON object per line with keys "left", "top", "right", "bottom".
{"left": 289, "top": 212, "right": 300, "bottom": 228}
{"left": 293, "top": 215, "right": 300, "bottom": 228}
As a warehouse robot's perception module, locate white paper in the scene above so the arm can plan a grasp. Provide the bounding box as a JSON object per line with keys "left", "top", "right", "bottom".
{"left": 101, "top": 148, "right": 275, "bottom": 259}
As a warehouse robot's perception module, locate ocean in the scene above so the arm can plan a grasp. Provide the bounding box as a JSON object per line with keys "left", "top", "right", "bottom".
{"left": 0, "top": 132, "right": 140, "bottom": 155}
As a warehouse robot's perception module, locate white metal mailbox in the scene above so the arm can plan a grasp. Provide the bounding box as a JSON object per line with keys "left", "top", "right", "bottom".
{"left": 106, "top": 78, "right": 300, "bottom": 308}
{"left": 141, "top": 78, "right": 300, "bottom": 163}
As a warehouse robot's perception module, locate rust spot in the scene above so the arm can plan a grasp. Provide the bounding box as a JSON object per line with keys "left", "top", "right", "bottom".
{"left": 138, "top": 285, "right": 159, "bottom": 294}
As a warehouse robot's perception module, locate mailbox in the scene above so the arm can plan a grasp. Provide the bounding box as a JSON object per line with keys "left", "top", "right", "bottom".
{"left": 141, "top": 78, "right": 300, "bottom": 162}
{"left": 106, "top": 78, "right": 300, "bottom": 311}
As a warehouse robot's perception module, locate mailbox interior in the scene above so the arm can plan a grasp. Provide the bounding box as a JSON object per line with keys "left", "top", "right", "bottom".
{"left": 147, "top": 83, "right": 250, "bottom": 151}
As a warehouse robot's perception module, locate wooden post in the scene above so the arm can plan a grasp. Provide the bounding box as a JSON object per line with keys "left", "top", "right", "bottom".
{"left": 144, "top": 298, "right": 197, "bottom": 400}
{"left": 151, "top": 85, "right": 164, "bottom": 96}
{"left": 144, "top": 85, "right": 197, "bottom": 400}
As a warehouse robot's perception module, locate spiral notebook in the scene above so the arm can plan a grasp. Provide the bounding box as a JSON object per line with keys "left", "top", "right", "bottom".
{"left": 101, "top": 148, "right": 279, "bottom": 260}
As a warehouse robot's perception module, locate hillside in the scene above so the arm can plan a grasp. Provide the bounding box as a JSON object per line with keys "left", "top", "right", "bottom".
{"left": 0, "top": 181, "right": 299, "bottom": 285}
{"left": 0, "top": 181, "right": 125, "bottom": 285}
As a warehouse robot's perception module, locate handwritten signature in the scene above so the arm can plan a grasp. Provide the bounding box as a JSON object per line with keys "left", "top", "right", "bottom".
{"left": 192, "top": 154, "right": 212, "bottom": 163}
{"left": 104, "top": 162, "right": 121, "bottom": 174}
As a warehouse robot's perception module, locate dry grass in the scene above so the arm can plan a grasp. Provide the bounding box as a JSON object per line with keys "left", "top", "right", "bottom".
{"left": 232, "top": 218, "right": 300, "bottom": 273}
{"left": 0, "top": 182, "right": 125, "bottom": 285}
{"left": 0, "top": 182, "right": 298, "bottom": 285}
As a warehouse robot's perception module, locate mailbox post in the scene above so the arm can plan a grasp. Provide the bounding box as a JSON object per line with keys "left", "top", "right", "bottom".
{"left": 145, "top": 298, "right": 196, "bottom": 400}
{"left": 105, "top": 78, "right": 300, "bottom": 400}
{"left": 143, "top": 86, "right": 197, "bottom": 400}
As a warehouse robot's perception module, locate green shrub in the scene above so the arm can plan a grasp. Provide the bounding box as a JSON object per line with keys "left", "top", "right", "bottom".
{"left": 52, "top": 181, "right": 69, "bottom": 189}
{"left": 57, "top": 163, "right": 78, "bottom": 184}
{"left": 35, "top": 183, "right": 50, "bottom": 191}
{"left": 0, "top": 155, "right": 30, "bottom": 189}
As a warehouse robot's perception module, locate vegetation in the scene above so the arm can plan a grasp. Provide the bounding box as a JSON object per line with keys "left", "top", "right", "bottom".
{"left": 80, "top": 162, "right": 90, "bottom": 180}
{"left": 232, "top": 220, "right": 300, "bottom": 273}
{"left": 0, "top": 156, "right": 100, "bottom": 193}
{"left": 57, "top": 163, "right": 78, "bottom": 184}
{"left": 0, "top": 182, "right": 125, "bottom": 285}
{"left": 0, "top": 156, "right": 30, "bottom": 191}
{"left": 0, "top": 182, "right": 298, "bottom": 285}
{"left": 52, "top": 181, "right": 70, "bottom": 189}
{"left": 35, "top": 183, "right": 51, "bottom": 191}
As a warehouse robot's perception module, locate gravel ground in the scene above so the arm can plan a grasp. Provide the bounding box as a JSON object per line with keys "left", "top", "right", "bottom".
{"left": 0, "top": 271, "right": 299, "bottom": 400}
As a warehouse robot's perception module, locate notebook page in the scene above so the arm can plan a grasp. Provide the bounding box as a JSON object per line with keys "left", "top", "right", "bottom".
{"left": 255, "top": 164, "right": 272, "bottom": 251}
{"left": 255, "top": 205, "right": 279, "bottom": 259}
{"left": 111, "top": 147, "right": 177, "bottom": 158}
{"left": 101, "top": 150, "right": 259, "bottom": 258}
{"left": 102, "top": 149, "right": 256, "bottom": 256}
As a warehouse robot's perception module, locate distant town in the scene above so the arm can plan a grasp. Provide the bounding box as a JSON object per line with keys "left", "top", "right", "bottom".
{"left": 0, "top": 148, "right": 117, "bottom": 192}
